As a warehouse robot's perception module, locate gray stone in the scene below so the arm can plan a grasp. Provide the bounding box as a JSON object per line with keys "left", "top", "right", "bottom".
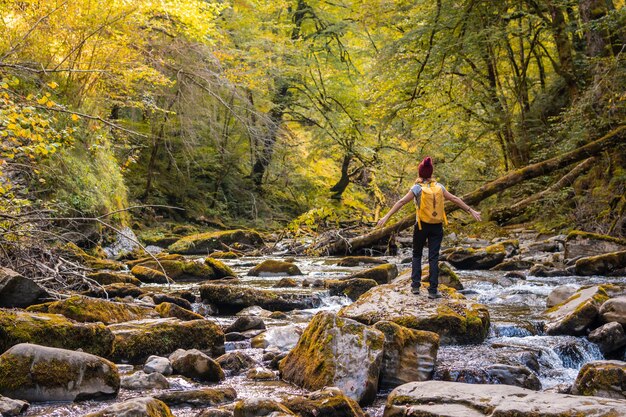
{"left": 0, "top": 267, "right": 49, "bottom": 308}
{"left": 383, "top": 380, "right": 626, "bottom": 417}
{"left": 216, "top": 352, "right": 257, "bottom": 376}
{"left": 0, "top": 395, "right": 28, "bottom": 416}
{"left": 544, "top": 286, "right": 609, "bottom": 336}
{"left": 588, "top": 322, "right": 626, "bottom": 354}
{"left": 144, "top": 355, "right": 172, "bottom": 375}
{"left": 225, "top": 316, "right": 266, "bottom": 333}
{"left": 600, "top": 296, "right": 626, "bottom": 325}
{"left": 250, "top": 325, "right": 303, "bottom": 351}
{"left": 121, "top": 371, "right": 169, "bottom": 390}
{"left": 0, "top": 343, "right": 119, "bottom": 402}
{"left": 169, "top": 349, "right": 225, "bottom": 382}
{"left": 84, "top": 397, "right": 173, "bottom": 417}
{"left": 546, "top": 285, "right": 577, "bottom": 308}
{"left": 155, "top": 387, "right": 237, "bottom": 408}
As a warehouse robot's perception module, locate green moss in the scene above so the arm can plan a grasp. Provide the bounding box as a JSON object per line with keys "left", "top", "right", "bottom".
{"left": 0, "top": 353, "right": 32, "bottom": 391}
{"left": 567, "top": 231, "right": 626, "bottom": 245}
{"left": 87, "top": 272, "right": 141, "bottom": 286}
{"left": 204, "top": 257, "right": 235, "bottom": 277}
{"left": 62, "top": 242, "right": 124, "bottom": 271}
{"left": 168, "top": 229, "right": 264, "bottom": 255}
{"left": 208, "top": 251, "right": 241, "bottom": 259}
{"left": 155, "top": 302, "right": 204, "bottom": 321}
{"left": 248, "top": 260, "right": 302, "bottom": 276}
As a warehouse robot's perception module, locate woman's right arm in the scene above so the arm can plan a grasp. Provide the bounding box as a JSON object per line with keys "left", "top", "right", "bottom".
{"left": 376, "top": 190, "right": 415, "bottom": 228}
{"left": 443, "top": 190, "right": 482, "bottom": 221}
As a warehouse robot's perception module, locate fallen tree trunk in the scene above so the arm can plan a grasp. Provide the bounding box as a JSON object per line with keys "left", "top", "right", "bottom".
{"left": 314, "top": 125, "right": 625, "bottom": 255}
{"left": 490, "top": 157, "right": 596, "bottom": 224}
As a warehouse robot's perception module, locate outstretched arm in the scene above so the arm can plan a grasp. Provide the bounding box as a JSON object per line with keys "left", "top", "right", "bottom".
{"left": 443, "top": 190, "right": 482, "bottom": 221}
{"left": 376, "top": 190, "right": 415, "bottom": 228}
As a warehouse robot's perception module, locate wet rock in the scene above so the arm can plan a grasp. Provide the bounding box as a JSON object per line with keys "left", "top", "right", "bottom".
{"left": 338, "top": 272, "right": 490, "bottom": 345}
{"left": 152, "top": 293, "right": 194, "bottom": 310}
{"left": 85, "top": 397, "right": 174, "bottom": 417}
{"left": 273, "top": 277, "right": 298, "bottom": 288}
{"left": 62, "top": 242, "right": 124, "bottom": 271}
{"left": 204, "top": 258, "right": 236, "bottom": 278}
{"left": 348, "top": 263, "right": 398, "bottom": 285}
{"left": 544, "top": 286, "right": 609, "bottom": 335}
{"left": 86, "top": 271, "right": 141, "bottom": 286}
{"left": 251, "top": 325, "right": 303, "bottom": 351}
{"left": 572, "top": 360, "right": 626, "bottom": 399}
{"left": 226, "top": 316, "right": 266, "bottom": 333}
{"left": 279, "top": 311, "right": 384, "bottom": 406}
{"left": 132, "top": 259, "right": 225, "bottom": 282}
{"left": 372, "top": 321, "right": 439, "bottom": 389}
{"left": 546, "top": 285, "right": 577, "bottom": 308}
{"left": 200, "top": 284, "right": 320, "bottom": 314}
{"left": 588, "top": 322, "right": 626, "bottom": 354}
{"left": 233, "top": 399, "right": 294, "bottom": 417}
{"left": 311, "top": 279, "right": 324, "bottom": 288}
{"left": 247, "top": 367, "right": 276, "bottom": 380}
{"left": 325, "top": 279, "right": 378, "bottom": 301}
{"left": 269, "top": 311, "right": 288, "bottom": 319}
{"left": 575, "top": 251, "right": 626, "bottom": 276}
{"left": 196, "top": 410, "right": 233, "bottom": 417}
{"left": 209, "top": 251, "right": 241, "bottom": 259}
{"left": 108, "top": 318, "right": 224, "bottom": 363}
{"left": 0, "top": 309, "right": 114, "bottom": 357}
{"left": 384, "top": 380, "right": 626, "bottom": 417}
{"left": 225, "top": 332, "right": 247, "bottom": 342}
{"left": 490, "top": 259, "right": 534, "bottom": 271}
{"left": 169, "top": 349, "right": 225, "bottom": 382}
{"left": 216, "top": 352, "right": 257, "bottom": 375}
{"left": 565, "top": 231, "right": 626, "bottom": 260}
{"left": 156, "top": 387, "right": 237, "bottom": 408}
{"left": 335, "top": 257, "right": 388, "bottom": 267}
{"left": 248, "top": 260, "right": 302, "bottom": 276}
{"left": 156, "top": 302, "right": 205, "bottom": 321}
{"left": 444, "top": 243, "right": 508, "bottom": 270}
{"left": 144, "top": 356, "right": 172, "bottom": 376}
{"left": 236, "top": 306, "right": 274, "bottom": 317}
{"left": 0, "top": 343, "right": 119, "bottom": 402}
{"left": 504, "top": 271, "right": 527, "bottom": 279}
{"left": 129, "top": 265, "right": 169, "bottom": 284}
{"left": 117, "top": 364, "right": 135, "bottom": 374}
{"left": 281, "top": 387, "right": 366, "bottom": 417}
{"left": 169, "top": 229, "right": 264, "bottom": 255}
{"left": 27, "top": 295, "right": 157, "bottom": 324}
{"left": 600, "top": 296, "right": 626, "bottom": 325}
{"left": 0, "top": 267, "right": 50, "bottom": 308}
{"left": 437, "top": 364, "right": 541, "bottom": 390}
{"left": 0, "top": 395, "right": 28, "bottom": 416}
{"left": 83, "top": 283, "right": 146, "bottom": 299}
{"left": 529, "top": 264, "right": 570, "bottom": 277}
{"left": 121, "top": 371, "right": 169, "bottom": 390}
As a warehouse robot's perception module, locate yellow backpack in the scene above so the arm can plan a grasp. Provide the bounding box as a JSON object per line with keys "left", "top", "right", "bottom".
{"left": 415, "top": 180, "right": 448, "bottom": 230}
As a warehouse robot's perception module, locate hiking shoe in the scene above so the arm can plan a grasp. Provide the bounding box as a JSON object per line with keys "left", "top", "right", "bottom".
{"left": 427, "top": 292, "right": 441, "bottom": 299}
{"left": 411, "top": 286, "right": 421, "bottom": 294}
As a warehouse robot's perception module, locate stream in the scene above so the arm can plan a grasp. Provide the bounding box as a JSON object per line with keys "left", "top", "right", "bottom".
{"left": 23, "top": 249, "right": 626, "bottom": 416}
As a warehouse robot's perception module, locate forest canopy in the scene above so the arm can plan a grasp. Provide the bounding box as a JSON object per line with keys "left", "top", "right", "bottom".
{"left": 1, "top": 0, "right": 625, "bottom": 249}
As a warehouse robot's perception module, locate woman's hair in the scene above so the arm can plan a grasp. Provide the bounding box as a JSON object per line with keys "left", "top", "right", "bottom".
{"left": 415, "top": 156, "right": 434, "bottom": 183}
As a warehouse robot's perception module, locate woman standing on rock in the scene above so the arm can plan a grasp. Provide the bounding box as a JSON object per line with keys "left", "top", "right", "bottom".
{"left": 376, "top": 157, "right": 481, "bottom": 298}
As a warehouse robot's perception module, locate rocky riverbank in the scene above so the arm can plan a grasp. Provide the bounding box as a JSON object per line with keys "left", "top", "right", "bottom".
{"left": 1, "top": 228, "right": 626, "bottom": 416}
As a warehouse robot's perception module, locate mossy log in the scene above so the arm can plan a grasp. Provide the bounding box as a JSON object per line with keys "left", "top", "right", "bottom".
{"left": 315, "top": 126, "right": 626, "bottom": 255}
{"left": 490, "top": 157, "right": 596, "bottom": 224}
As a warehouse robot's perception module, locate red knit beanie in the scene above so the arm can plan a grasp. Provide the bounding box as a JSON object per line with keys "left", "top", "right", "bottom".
{"left": 418, "top": 157, "right": 433, "bottom": 179}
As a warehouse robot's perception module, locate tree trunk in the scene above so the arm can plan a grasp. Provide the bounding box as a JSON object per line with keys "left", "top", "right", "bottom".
{"left": 579, "top": 0, "right": 611, "bottom": 57}
{"left": 314, "top": 125, "right": 626, "bottom": 255}
{"left": 330, "top": 153, "right": 352, "bottom": 199}
{"left": 490, "top": 157, "right": 596, "bottom": 224}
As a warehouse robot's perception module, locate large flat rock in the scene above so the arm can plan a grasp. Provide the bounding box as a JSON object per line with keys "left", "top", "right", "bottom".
{"left": 200, "top": 284, "right": 320, "bottom": 314}
{"left": 383, "top": 381, "right": 626, "bottom": 417}
{"left": 338, "top": 273, "right": 490, "bottom": 344}
{"left": 544, "top": 286, "right": 609, "bottom": 335}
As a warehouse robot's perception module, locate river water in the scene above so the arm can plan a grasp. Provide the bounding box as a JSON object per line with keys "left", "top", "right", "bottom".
{"left": 24, "top": 253, "right": 626, "bottom": 416}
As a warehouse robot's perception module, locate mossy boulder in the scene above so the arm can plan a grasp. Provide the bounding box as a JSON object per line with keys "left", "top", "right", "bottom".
{"left": 0, "top": 309, "right": 114, "bottom": 357}
{"left": 248, "top": 260, "right": 302, "bottom": 276}
{"left": 0, "top": 267, "right": 50, "bottom": 308}
{"left": 348, "top": 263, "right": 398, "bottom": 285}
{"left": 169, "top": 229, "right": 264, "bottom": 255}
{"left": 85, "top": 397, "right": 174, "bottom": 417}
{"left": 126, "top": 253, "right": 185, "bottom": 268}
{"left": 204, "top": 257, "right": 236, "bottom": 277}
{"left": 335, "top": 257, "right": 388, "bottom": 267}
{"left": 544, "top": 286, "right": 609, "bottom": 335}
{"left": 338, "top": 272, "right": 490, "bottom": 345}
{"left": 155, "top": 387, "right": 237, "bottom": 408}
{"left": 62, "top": 242, "right": 124, "bottom": 271}
{"left": 199, "top": 284, "right": 320, "bottom": 314}
{"left": 281, "top": 387, "right": 367, "bottom": 417}
{"left": 588, "top": 322, "right": 626, "bottom": 354}
{"left": 0, "top": 395, "right": 28, "bottom": 416}
{"left": 155, "top": 302, "right": 205, "bottom": 321}
{"left": 274, "top": 277, "right": 298, "bottom": 288}
{"left": 108, "top": 318, "right": 224, "bottom": 363}
{"left": 209, "top": 251, "right": 241, "bottom": 259}
{"left": 130, "top": 265, "right": 169, "bottom": 284}
{"left": 121, "top": 371, "right": 169, "bottom": 390}
{"left": 599, "top": 296, "right": 626, "bottom": 325}
{"left": 233, "top": 399, "right": 294, "bottom": 417}
{"left": 444, "top": 244, "right": 507, "bottom": 270}
{"left": 26, "top": 296, "right": 157, "bottom": 324}
{"left": 421, "top": 262, "right": 462, "bottom": 290}
{"left": 325, "top": 279, "right": 379, "bottom": 301}
{"left": 279, "top": 311, "right": 385, "bottom": 406}
{"left": 373, "top": 321, "right": 439, "bottom": 389}
{"left": 565, "top": 231, "right": 626, "bottom": 260}
{"left": 575, "top": 251, "right": 626, "bottom": 276}
{"left": 131, "top": 259, "right": 226, "bottom": 282}
{"left": 216, "top": 352, "right": 257, "bottom": 376}
{"left": 83, "top": 283, "right": 146, "bottom": 299}
{"left": 572, "top": 360, "right": 626, "bottom": 399}
{"left": 383, "top": 380, "right": 626, "bottom": 417}
{"left": 86, "top": 271, "right": 141, "bottom": 286}
{"left": 169, "top": 349, "right": 225, "bottom": 382}
{"left": 0, "top": 343, "right": 119, "bottom": 402}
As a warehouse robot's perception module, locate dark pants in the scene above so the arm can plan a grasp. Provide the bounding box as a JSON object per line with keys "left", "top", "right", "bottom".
{"left": 411, "top": 222, "right": 444, "bottom": 293}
